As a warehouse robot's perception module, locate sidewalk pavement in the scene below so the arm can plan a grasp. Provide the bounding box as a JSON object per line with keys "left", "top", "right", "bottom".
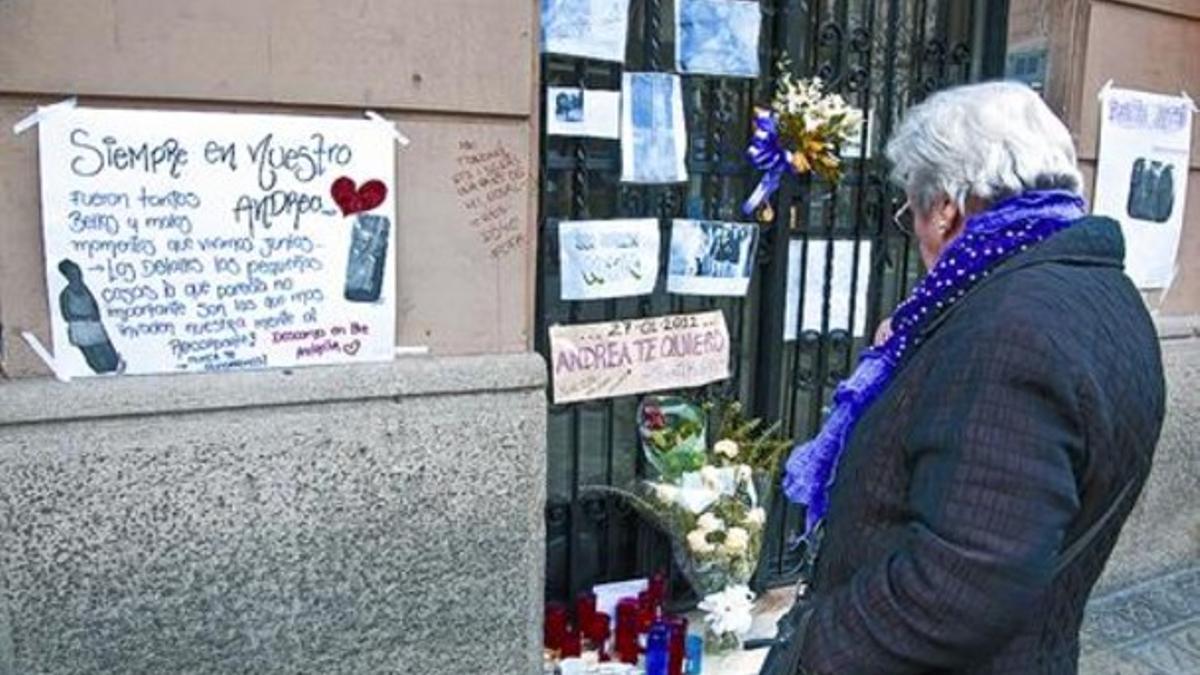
{"left": 1080, "top": 564, "right": 1200, "bottom": 674}
{"left": 723, "top": 563, "right": 1200, "bottom": 674}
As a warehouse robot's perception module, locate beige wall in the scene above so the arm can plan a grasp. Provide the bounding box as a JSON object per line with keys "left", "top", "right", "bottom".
{"left": 0, "top": 0, "right": 540, "bottom": 378}
{"left": 1033, "top": 0, "right": 1200, "bottom": 314}
{"left": 1007, "top": 0, "right": 1052, "bottom": 51}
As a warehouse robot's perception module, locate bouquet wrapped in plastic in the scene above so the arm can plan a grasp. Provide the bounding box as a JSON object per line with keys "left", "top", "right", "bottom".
{"left": 606, "top": 396, "right": 792, "bottom": 653}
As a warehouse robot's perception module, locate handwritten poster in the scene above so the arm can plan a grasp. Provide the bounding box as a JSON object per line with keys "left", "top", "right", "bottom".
{"left": 1093, "top": 86, "right": 1194, "bottom": 288}
{"left": 550, "top": 311, "right": 730, "bottom": 404}
{"left": 559, "top": 219, "right": 660, "bottom": 300}
{"left": 784, "top": 239, "right": 872, "bottom": 340}
{"left": 37, "top": 106, "right": 397, "bottom": 378}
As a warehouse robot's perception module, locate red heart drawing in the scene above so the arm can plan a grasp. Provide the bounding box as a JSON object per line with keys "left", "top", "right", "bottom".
{"left": 330, "top": 177, "right": 388, "bottom": 216}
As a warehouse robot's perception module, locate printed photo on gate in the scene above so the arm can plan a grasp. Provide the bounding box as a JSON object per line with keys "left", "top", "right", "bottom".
{"left": 621, "top": 73, "right": 688, "bottom": 183}
{"left": 554, "top": 90, "right": 584, "bottom": 123}
{"left": 667, "top": 220, "right": 758, "bottom": 297}
{"left": 675, "top": 0, "right": 762, "bottom": 78}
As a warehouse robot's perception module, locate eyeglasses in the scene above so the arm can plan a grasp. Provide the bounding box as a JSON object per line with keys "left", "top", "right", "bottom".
{"left": 892, "top": 200, "right": 913, "bottom": 235}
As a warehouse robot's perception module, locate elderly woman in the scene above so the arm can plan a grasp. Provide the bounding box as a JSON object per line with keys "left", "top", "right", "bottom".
{"left": 764, "top": 82, "right": 1165, "bottom": 674}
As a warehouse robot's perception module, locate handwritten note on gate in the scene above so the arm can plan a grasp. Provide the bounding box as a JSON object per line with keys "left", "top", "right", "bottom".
{"left": 559, "top": 219, "right": 660, "bottom": 300}
{"left": 549, "top": 310, "right": 731, "bottom": 404}
{"left": 37, "top": 106, "right": 397, "bottom": 377}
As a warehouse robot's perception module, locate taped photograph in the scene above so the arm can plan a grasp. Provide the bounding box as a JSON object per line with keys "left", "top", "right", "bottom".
{"left": 667, "top": 220, "right": 758, "bottom": 296}
{"left": 547, "top": 87, "right": 621, "bottom": 139}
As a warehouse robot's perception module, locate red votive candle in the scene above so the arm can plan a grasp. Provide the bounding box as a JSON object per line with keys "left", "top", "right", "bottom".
{"left": 615, "top": 597, "right": 641, "bottom": 664}
{"left": 637, "top": 590, "right": 659, "bottom": 633}
{"left": 545, "top": 602, "right": 569, "bottom": 651}
{"left": 665, "top": 615, "right": 688, "bottom": 675}
{"left": 560, "top": 625, "right": 582, "bottom": 658}
{"left": 587, "top": 611, "right": 611, "bottom": 661}
{"left": 576, "top": 591, "right": 597, "bottom": 637}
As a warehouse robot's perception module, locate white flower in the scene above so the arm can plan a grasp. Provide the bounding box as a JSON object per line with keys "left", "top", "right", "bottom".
{"left": 722, "top": 527, "right": 750, "bottom": 554}
{"left": 698, "top": 585, "right": 756, "bottom": 638}
{"left": 746, "top": 507, "right": 767, "bottom": 527}
{"left": 687, "top": 528, "right": 715, "bottom": 554}
{"left": 697, "top": 512, "right": 725, "bottom": 533}
{"left": 714, "top": 439, "right": 740, "bottom": 459}
{"left": 699, "top": 465, "right": 720, "bottom": 488}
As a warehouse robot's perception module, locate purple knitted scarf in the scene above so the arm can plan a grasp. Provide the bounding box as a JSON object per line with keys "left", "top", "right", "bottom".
{"left": 782, "top": 189, "right": 1088, "bottom": 537}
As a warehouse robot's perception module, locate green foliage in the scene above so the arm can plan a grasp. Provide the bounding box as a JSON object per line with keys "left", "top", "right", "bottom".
{"left": 712, "top": 399, "right": 794, "bottom": 479}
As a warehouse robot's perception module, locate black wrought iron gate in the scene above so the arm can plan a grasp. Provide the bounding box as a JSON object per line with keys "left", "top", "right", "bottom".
{"left": 538, "top": 0, "right": 1010, "bottom": 605}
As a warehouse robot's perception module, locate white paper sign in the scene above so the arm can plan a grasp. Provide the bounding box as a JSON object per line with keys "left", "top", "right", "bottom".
{"left": 841, "top": 107, "right": 874, "bottom": 160}
{"left": 593, "top": 578, "right": 648, "bottom": 631}
{"left": 675, "top": 0, "right": 762, "bottom": 79}
{"left": 784, "top": 239, "right": 872, "bottom": 340}
{"left": 550, "top": 311, "right": 730, "bottom": 404}
{"left": 559, "top": 219, "right": 660, "bottom": 300}
{"left": 667, "top": 219, "right": 758, "bottom": 297}
{"left": 541, "top": 0, "right": 631, "bottom": 63}
{"left": 37, "top": 106, "right": 397, "bottom": 378}
{"left": 621, "top": 73, "right": 689, "bottom": 184}
{"left": 1093, "top": 87, "right": 1194, "bottom": 288}
{"left": 547, "top": 87, "right": 621, "bottom": 139}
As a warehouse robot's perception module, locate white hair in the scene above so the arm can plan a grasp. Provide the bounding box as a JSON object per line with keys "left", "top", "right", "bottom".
{"left": 885, "top": 81, "right": 1082, "bottom": 212}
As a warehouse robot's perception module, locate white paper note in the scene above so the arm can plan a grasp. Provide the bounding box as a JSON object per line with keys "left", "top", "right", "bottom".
{"left": 550, "top": 311, "right": 731, "bottom": 404}
{"left": 1093, "top": 86, "right": 1194, "bottom": 289}
{"left": 37, "top": 106, "right": 397, "bottom": 378}
{"left": 621, "top": 73, "right": 689, "bottom": 184}
{"left": 542, "top": 0, "right": 632, "bottom": 63}
{"left": 559, "top": 219, "right": 660, "bottom": 300}
{"left": 675, "top": 0, "right": 762, "bottom": 78}
{"left": 547, "top": 87, "right": 622, "bottom": 140}
{"left": 784, "top": 239, "right": 872, "bottom": 340}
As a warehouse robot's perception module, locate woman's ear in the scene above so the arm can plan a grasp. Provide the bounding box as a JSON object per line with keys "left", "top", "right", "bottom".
{"left": 935, "top": 198, "right": 964, "bottom": 241}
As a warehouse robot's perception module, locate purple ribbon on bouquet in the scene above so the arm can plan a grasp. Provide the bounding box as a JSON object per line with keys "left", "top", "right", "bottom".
{"left": 742, "top": 109, "right": 795, "bottom": 217}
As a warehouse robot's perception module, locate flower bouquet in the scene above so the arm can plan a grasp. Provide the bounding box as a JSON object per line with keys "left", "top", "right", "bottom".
{"left": 594, "top": 396, "right": 792, "bottom": 655}
{"left": 743, "top": 61, "right": 864, "bottom": 222}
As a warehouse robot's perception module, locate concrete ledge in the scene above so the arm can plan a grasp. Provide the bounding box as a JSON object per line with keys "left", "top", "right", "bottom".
{"left": 1154, "top": 314, "right": 1200, "bottom": 341}
{"left": 0, "top": 353, "right": 547, "bottom": 425}
{"left": 0, "top": 353, "right": 547, "bottom": 675}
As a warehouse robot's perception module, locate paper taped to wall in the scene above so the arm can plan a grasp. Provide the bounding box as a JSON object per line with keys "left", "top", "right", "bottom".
{"left": 35, "top": 106, "right": 399, "bottom": 378}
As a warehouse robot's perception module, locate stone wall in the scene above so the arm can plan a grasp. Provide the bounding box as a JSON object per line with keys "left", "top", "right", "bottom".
{"left": 1097, "top": 328, "right": 1200, "bottom": 593}
{"left": 0, "top": 354, "right": 547, "bottom": 675}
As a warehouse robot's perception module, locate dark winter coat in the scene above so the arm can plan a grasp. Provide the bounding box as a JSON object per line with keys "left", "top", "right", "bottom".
{"left": 781, "top": 216, "right": 1166, "bottom": 674}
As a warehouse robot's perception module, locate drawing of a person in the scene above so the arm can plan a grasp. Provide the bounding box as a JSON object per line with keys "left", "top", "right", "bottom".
{"left": 58, "top": 259, "right": 122, "bottom": 374}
